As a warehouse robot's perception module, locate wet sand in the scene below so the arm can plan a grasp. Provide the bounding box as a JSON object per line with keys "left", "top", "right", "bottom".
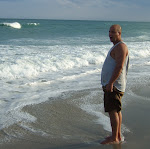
{"left": 0, "top": 90, "right": 150, "bottom": 149}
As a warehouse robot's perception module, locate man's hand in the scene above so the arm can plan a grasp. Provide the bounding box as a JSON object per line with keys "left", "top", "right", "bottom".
{"left": 106, "top": 83, "right": 113, "bottom": 92}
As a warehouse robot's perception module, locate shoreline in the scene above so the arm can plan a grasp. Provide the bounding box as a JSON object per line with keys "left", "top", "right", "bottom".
{"left": 0, "top": 96, "right": 105, "bottom": 149}
{"left": 0, "top": 91, "right": 150, "bottom": 149}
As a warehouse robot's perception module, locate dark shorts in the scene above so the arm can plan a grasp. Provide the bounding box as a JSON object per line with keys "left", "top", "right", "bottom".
{"left": 103, "top": 86, "right": 124, "bottom": 112}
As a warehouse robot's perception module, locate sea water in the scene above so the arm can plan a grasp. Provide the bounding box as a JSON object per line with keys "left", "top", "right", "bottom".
{"left": 0, "top": 19, "right": 150, "bottom": 143}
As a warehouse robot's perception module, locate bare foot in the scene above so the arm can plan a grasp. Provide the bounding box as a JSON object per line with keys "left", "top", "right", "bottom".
{"left": 105, "top": 135, "right": 123, "bottom": 142}
{"left": 101, "top": 138, "right": 120, "bottom": 144}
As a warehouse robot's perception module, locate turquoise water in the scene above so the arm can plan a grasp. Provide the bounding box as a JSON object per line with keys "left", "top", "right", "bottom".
{"left": 1, "top": 19, "right": 150, "bottom": 43}
{"left": 0, "top": 19, "right": 150, "bottom": 143}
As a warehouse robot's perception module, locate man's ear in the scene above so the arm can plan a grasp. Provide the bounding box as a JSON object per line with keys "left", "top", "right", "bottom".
{"left": 118, "top": 32, "right": 121, "bottom": 36}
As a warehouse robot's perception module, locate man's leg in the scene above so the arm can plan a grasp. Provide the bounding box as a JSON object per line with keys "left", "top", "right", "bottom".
{"left": 118, "top": 111, "right": 122, "bottom": 141}
{"left": 101, "top": 110, "right": 120, "bottom": 144}
{"left": 104, "top": 111, "right": 122, "bottom": 141}
{"left": 109, "top": 110, "right": 120, "bottom": 142}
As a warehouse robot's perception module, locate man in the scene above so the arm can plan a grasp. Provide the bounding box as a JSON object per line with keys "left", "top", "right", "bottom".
{"left": 101, "top": 24, "right": 129, "bottom": 144}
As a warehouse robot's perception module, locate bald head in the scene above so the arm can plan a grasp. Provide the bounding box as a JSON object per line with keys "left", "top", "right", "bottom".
{"left": 110, "top": 24, "right": 122, "bottom": 34}
{"left": 109, "top": 24, "right": 122, "bottom": 44}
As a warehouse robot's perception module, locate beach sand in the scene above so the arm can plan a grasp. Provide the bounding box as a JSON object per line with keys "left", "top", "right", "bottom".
{"left": 0, "top": 88, "right": 150, "bottom": 149}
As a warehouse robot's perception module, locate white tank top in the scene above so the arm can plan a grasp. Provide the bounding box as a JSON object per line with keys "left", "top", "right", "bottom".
{"left": 101, "top": 42, "right": 129, "bottom": 92}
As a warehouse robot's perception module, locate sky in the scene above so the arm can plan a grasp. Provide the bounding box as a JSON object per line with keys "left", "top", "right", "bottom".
{"left": 0, "top": 0, "right": 150, "bottom": 22}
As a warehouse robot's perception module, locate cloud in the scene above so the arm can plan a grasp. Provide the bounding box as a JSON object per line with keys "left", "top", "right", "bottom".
{"left": 0, "top": 0, "right": 149, "bottom": 21}
{"left": 0, "top": 0, "right": 23, "bottom": 1}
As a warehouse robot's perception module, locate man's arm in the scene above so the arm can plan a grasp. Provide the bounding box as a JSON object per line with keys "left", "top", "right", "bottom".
{"left": 106, "top": 44, "right": 128, "bottom": 92}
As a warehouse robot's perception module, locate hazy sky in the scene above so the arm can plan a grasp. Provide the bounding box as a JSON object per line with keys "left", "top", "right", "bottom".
{"left": 0, "top": 0, "right": 150, "bottom": 21}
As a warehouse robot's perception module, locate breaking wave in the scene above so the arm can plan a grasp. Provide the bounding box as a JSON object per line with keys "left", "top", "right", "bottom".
{"left": 0, "top": 22, "right": 40, "bottom": 29}
{"left": 0, "top": 22, "right": 22, "bottom": 29}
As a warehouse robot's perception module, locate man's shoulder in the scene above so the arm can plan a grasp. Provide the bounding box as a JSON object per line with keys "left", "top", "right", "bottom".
{"left": 118, "top": 42, "right": 127, "bottom": 48}
{"left": 112, "top": 42, "right": 128, "bottom": 58}
{"left": 116, "top": 42, "right": 128, "bottom": 52}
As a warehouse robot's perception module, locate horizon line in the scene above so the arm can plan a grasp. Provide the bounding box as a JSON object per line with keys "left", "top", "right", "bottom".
{"left": 0, "top": 17, "right": 150, "bottom": 23}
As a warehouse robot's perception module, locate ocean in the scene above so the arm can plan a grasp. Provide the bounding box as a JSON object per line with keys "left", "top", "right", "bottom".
{"left": 0, "top": 19, "right": 150, "bottom": 147}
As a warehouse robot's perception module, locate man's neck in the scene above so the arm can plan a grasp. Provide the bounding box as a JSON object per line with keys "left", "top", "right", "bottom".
{"left": 113, "top": 40, "right": 122, "bottom": 45}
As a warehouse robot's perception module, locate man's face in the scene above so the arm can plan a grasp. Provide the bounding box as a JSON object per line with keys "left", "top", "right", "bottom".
{"left": 109, "top": 26, "right": 120, "bottom": 43}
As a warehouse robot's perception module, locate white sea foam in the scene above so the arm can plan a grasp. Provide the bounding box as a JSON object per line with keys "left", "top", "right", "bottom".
{"left": 127, "top": 41, "right": 150, "bottom": 59}
{"left": 0, "top": 88, "right": 63, "bottom": 131}
{"left": 27, "top": 23, "right": 40, "bottom": 26}
{"left": 2, "top": 22, "right": 21, "bottom": 29}
{"left": 20, "top": 123, "right": 49, "bottom": 137}
{"left": 0, "top": 44, "right": 105, "bottom": 80}
{"left": 0, "top": 20, "right": 150, "bottom": 143}
{"left": 80, "top": 92, "right": 130, "bottom": 134}
{"left": 81, "top": 104, "right": 111, "bottom": 132}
